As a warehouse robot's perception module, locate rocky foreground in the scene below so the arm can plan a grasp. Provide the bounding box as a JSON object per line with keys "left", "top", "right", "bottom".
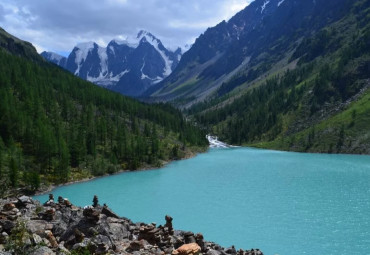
{"left": 0, "top": 195, "right": 263, "bottom": 255}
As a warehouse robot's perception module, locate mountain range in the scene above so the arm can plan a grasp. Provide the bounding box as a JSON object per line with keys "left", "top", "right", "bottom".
{"left": 173, "top": 0, "right": 369, "bottom": 153}
{"left": 11, "top": 0, "right": 370, "bottom": 154}
{"left": 148, "top": 0, "right": 355, "bottom": 106}
{"left": 41, "top": 31, "right": 182, "bottom": 97}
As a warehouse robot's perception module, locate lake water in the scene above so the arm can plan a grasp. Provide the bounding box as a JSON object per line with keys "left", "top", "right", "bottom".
{"left": 34, "top": 148, "right": 370, "bottom": 255}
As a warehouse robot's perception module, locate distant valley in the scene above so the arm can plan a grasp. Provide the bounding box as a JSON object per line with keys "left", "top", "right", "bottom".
{"left": 150, "top": 0, "right": 370, "bottom": 154}
{"left": 41, "top": 0, "right": 370, "bottom": 155}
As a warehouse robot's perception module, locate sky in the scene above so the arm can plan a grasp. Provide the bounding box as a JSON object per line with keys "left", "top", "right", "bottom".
{"left": 0, "top": 0, "right": 251, "bottom": 56}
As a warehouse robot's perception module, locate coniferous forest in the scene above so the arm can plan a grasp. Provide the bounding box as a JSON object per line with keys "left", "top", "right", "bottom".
{"left": 0, "top": 44, "right": 207, "bottom": 196}
{"left": 189, "top": 1, "right": 370, "bottom": 154}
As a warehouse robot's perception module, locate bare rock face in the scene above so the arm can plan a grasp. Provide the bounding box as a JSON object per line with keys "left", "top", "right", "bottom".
{"left": 0, "top": 195, "right": 264, "bottom": 255}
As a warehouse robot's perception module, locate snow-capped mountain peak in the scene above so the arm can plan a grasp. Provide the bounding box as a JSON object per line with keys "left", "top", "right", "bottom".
{"left": 74, "top": 42, "right": 96, "bottom": 65}
{"left": 75, "top": 41, "right": 95, "bottom": 50}
{"left": 45, "top": 52, "right": 64, "bottom": 61}
{"left": 41, "top": 30, "right": 183, "bottom": 97}
{"left": 110, "top": 39, "right": 139, "bottom": 49}
{"left": 137, "top": 30, "right": 158, "bottom": 42}
{"left": 41, "top": 51, "right": 67, "bottom": 67}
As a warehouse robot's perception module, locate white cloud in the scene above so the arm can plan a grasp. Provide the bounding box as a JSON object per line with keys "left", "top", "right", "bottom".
{"left": 0, "top": 0, "right": 251, "bottom": 54}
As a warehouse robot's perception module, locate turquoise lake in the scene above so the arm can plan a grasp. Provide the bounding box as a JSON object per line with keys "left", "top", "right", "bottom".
{"left": 34, "top": 148, "right": 370, "bottom": 255}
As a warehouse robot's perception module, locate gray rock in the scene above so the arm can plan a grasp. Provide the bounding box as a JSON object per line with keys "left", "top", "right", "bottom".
{"left": 0, "top": 232, "right": 9, "bottom": 244}
{"left": 207, "top": 250, "right": 222, "bottom": 255}
{"left": 71, "top": 242, "right": 88, "bottom": 251}
{"left": 101, "top": 206, "right": 120, "bottom": 219}
{"left": 225, "top": 245, "right": 237, "bottom": 254}
{"left": 0, "top": 220, "right": 15, "bottom": 234}
{"left": 0, "top": 196, "right": 264, "bottom": 255}
{"left": 17, "top": 196, "right": 32, "bottom": 206}
{"left": 26, "top": 220, "right": 49, "bottom": 236}
{"left": 184, "top": 231, "right": 196, "bottom": 244}
{"left": 128, "top": 240, "right": 143, "bottom": 251}
{"left": 31, "top": 234, "right": 43, "bottom": 245}
{"left": 57, "top": 243, "right": 71, "bottom": 255}
{"left": 0, "top": 251, "right": 12, "bottom": 255}
{"left": 29, "top": 246, "right": 55, "bottom": 255}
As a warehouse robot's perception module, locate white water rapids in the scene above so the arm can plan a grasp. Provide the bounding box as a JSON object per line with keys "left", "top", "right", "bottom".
{"left": 206, "top": 135, "right": 231, "bottom": 148}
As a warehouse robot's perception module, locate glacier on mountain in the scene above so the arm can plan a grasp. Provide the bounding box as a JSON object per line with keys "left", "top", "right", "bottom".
{"left": 41, "top": 30, "right": 182, "bottom": 97}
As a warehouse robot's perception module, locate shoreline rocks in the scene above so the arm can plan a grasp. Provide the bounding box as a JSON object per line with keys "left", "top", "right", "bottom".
{"left": 0, "top": 195, "right": 263, "bottom": 255}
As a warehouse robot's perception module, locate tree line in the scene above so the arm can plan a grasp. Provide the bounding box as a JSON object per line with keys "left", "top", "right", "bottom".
{"left": 0, "top": 49, "right": 207, "bottom": 195}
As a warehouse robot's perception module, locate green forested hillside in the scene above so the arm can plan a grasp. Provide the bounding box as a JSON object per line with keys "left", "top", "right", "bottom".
{"left": 190, "top": 0, "right": 370, "bottom": 154}
{"left": 0, "top": 36, "right": 207, "bottom": 196}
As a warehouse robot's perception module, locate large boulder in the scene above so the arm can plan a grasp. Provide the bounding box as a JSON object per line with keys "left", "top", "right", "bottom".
{"left": 207, "top": 250, "right": 222, "bottom": 255}
{"left": 17, "top": 196, "right": 32, "bottom": 206}
{"left": 26, "top": 220, "right": 53, "bottom": 236}
{"left": 172, "top": 243, "right": 201, "bottom": 255}
{"left": 29, "top": 246, "right": 55, "bottom": 255}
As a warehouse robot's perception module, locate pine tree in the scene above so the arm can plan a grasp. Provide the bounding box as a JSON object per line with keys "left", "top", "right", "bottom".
{"left": 56, "top": 138, "right": 70, "bottom": 183}
{"left": 9, "top": 156, "right": 19, "bottom": 188}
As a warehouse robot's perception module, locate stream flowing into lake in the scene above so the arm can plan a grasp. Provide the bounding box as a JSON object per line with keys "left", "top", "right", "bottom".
{"left": 34, "top": 147, "right": 370, "bottom": 255}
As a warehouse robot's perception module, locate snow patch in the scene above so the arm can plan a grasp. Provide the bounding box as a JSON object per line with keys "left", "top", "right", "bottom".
{"left": 112, "top": 39, "right": 138, "bottom": 48}
{"left": 109, "top": 46, "right": 115, "bottom": 55}
{"left": 87, "top": 69, "right": 129, "bottom": 86}
{"left": 74, "top": 42, "right": 95, "bottom": 75}
{"left": 261, "top": 0, "right": 270, "bottom": 13}
{"left": 140, "top": 57, "right": 163, "bottom": 83}
{"left": 47, "top": 52, "right": 64, "bottom": 62}
{"left": 140, "top": 58, "right": 148, "bottom": 80}
{"left": 98, "top": 46, "right": 108, "bottom": 76}
{"left": 278, "top": 0, "right": 285, "bottom": 6}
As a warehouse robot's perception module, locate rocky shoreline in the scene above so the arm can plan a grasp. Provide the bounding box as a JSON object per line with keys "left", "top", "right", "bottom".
{"left": 0, "top": 195, "right": 263, "bottom": 255}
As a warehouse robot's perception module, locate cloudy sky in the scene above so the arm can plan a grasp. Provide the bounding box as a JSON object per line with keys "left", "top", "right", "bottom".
{"left": 0, "top": 0, "right": 251, "bottom": 56}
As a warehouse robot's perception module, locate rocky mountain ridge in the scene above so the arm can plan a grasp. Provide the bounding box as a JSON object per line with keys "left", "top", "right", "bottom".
{"left": 41, "top": 31, "right": 182, "bottom": 97}
{"left": 148, "top": 0, "right": 352, "bottom": 107}
{"left": 0, "top": 195, "right": 263, "bottom": 255}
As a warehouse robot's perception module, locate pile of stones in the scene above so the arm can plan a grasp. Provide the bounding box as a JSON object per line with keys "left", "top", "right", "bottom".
{"left": 0, "top": 195, "right": 263, "bottom": 255}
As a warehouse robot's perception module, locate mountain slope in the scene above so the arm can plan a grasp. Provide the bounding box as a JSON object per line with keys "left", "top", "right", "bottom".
{"left": 189, "top": 0, "right": 370, "bottom": 154}
{"left": 149, "top": 0, "right": 353, "bottom": 107}
{"left": 42, "top": 31, "right": 182, "bottom": 97}
{"left": 0, "top": 27, "right": 207, "bottom": 196}
{"left": 0, "top": 27, "right": 44, "bottom": 63}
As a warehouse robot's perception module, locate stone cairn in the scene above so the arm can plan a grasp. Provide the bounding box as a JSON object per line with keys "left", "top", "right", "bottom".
{"left": 92, "top": 195, "right": 99, "bottom": 208}
{"left": 0, "top": 195, "right": 264, "bottom": 255}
